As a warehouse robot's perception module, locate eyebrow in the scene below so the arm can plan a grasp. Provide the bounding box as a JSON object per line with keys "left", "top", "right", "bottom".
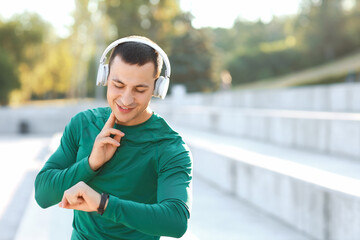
{"left": 112, "top": 78, "right": 150, "bottom": 88}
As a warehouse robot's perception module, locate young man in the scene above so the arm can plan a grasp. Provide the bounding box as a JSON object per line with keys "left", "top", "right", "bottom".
{"left": 35, "top": 36, "right": 193, "bottom": 240}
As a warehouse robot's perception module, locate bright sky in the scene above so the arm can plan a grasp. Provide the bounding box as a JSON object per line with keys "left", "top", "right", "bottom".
{"left": 0, "top": 0, "right": 75, "bottom": 37}
{"left": 180, "top": 0, "right": 302, "bottom": 28}
{"left": 0, "top": 0, "right": 302, "bottom": 37}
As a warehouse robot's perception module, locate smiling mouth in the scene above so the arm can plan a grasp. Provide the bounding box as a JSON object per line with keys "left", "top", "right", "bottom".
{"left": 116, "top": 103, "right": 134, "bottom": 113}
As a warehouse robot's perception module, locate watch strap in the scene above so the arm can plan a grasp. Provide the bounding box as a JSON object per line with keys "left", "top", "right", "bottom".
{"left": 97, "top": 193, "right": 109, "bottom": 215}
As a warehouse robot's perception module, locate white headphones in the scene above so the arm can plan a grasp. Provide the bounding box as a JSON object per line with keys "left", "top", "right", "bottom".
{"left": 96, "top": 36, "right": 171, "bottom": 99}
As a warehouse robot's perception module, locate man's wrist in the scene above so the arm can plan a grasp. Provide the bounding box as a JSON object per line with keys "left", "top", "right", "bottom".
{"left": 88, "top": 156, "right": 100, "bottom": 171}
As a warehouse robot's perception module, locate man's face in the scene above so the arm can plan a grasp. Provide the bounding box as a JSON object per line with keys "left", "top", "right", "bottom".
{"left": 107, "top": 56, "right": 156, "bottom": 126}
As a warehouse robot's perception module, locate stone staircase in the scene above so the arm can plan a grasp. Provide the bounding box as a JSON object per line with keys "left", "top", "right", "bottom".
{"left": 152, "top": 82, "right": 360, "bottom": 240}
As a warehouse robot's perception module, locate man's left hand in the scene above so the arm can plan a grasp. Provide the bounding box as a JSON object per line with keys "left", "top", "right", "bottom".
{"left": 59, "top": 181, "right": 104, "bottom": 212}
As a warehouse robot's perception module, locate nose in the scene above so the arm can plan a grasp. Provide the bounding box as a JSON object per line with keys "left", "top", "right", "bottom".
{"left": 121, "top": 89, "right": 134, "bottom": 106}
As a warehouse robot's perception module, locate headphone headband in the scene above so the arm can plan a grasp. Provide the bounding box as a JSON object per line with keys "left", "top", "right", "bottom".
{"left": 99, "top": 36, "right": 171, "bottom": 79}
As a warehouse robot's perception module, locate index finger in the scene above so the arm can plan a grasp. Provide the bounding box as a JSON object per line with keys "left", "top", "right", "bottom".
{"left": 104, "top": 112, "right": 116, "bottom": 129}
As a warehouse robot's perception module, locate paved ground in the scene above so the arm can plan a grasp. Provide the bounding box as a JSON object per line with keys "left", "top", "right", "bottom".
{"left": 0, "top": 134, "right": 310, "bottom": 240}
{"left": 0, "top": 134, "right": 51, "bottom": 240}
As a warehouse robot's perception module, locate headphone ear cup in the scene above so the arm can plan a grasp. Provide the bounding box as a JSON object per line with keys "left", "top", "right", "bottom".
{"left": 96, "top": 64, "right": 109, "bottom": 86}
{"left": 103, "top": 64, "right": 109, "bottom": 86}
{"left": 96, "top": 64, "right": 103, "bottom": 86}
{"left": 153, "top": 77, "right": 161, "bottom": 98}
{"left": 154, "top": 76, "right": 169, "bottom": 99}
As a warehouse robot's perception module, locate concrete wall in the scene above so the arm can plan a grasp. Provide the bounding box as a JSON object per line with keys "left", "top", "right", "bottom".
{"left": 178, "top": 82, "right": 360, "bottom": 112}
{"left": 154, "top": 105, "right": 360, "bottom": 161}
{"left": 0, "top": 101, "right": 106, "bottom": 135}
{"left": 150, "top": 82, "right": 360, "bottom": 161}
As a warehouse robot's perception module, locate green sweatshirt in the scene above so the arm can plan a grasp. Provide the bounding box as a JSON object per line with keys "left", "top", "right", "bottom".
{"left": 34, "top": 107, "right": 192, "bottom": 240}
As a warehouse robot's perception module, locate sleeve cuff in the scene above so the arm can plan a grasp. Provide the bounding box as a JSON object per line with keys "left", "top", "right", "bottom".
{"left": 102, "top": 195, "right": 120, "bottom": 222}
{"left": 81, "top": 156, "right": 99, "bottom": 177}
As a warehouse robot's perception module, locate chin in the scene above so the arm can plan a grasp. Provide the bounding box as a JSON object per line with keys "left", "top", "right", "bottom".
{"left": 113, "top": 111, "right": 133, "bottom": 124}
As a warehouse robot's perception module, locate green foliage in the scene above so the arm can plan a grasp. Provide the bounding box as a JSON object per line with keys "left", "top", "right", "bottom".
{"left": 217, "top": 0, "right": 360, "bottom": 87}
{"left": 0, "top": 47, "right": 19, "bottom": 105}
{"left": 0, "top": 13, "right": 50, "bottom": 104}
{"left": 227, "top": 48, "right": 304, "bottom": 84}
{"left": 3, "top": 0, "right": 360, "bottom": 105}
{"left": 0, "top": 13, "right": 78, "bottom": 104}
{"left": 86, "top": 56, "right": 98, "bottom": 98}
{"left": 169, "top": 28, "right": 216, "bottom": 92}
{"left": 23, "top": 40, "right": 75, "bottom": 99}
{"left": 0, "top": 13, "right": 49, "bottom": 65}
{"left": 294, "top": 0, "right": 349, "bottom": 62}
{"left": 104, "top": 0, "right": 181, "bottom": 48}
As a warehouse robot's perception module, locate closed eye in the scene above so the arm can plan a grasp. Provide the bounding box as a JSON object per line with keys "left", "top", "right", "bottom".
{"left": 114, "top": 84, "right": 124, "bottom": 89}
{"left": 112, "top": 79, "right": 149, "bottom": 93}
{"left": 136, "top": 88, "right": 147, "bottom": 93}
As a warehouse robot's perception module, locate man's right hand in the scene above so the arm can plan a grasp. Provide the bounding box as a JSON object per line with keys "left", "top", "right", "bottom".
{"left": 88, "top": 112, "right": 125, "bottom": 171}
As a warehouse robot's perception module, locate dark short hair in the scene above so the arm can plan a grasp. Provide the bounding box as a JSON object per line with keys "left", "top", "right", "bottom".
{"left": 108, "top": 37, "right": 163, "bottom": 78}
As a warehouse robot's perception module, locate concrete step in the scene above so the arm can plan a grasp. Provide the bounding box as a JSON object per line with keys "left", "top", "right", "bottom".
{"left": 173, "top": 126, "right": 360, "bottom": 240}
{"left": 153, "top": 104, "right": 360, "bottom": 160}
{"left": 182, "top": 176, "right": 310, "bottom": 240}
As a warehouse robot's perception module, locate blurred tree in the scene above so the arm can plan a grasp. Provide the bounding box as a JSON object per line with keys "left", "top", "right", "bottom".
{"left": 227, "top": 48, "right": 302, "bottom": 84}
{"left": 295, "top": 0, "right": 347, "bottom": 62}
{"left": 214, "top": 0, "right": 360, "bottom": 86}
{"left": 343, "top": 0, "right": 360, "bottom": 50}
{"left": 18, "top": 40, "right": 75, "bottom": 100}
{"left": 0, "top": 13, "right": 51, "bottom": 103}
{"left": 169, "top": 23, "right": 216, "bottom": 92}
{"left": 103, "top": 0, "right": 182, "bottom": 48}
{"left": 85, "top": 55, "right": 99, "bottom": 98}
{"left": 0, "top": 47, "right": 19, "bottom": 105}
{"left": 217, "top": 17, "right": 302, "bottom": 85}
{"left": 0, "top": 12, "right": 81, "bottom": 103}
{"left": 0, "top": 13, "right": 48, "bottom": 65}
{"left": 5, "top": 0, "right": 358, "bottom": 102}
{"left": 68, "top": 0, "right": 98, "bottom": 98}
{"left": 217, "top": 18, "right": 290, "bottom": 58}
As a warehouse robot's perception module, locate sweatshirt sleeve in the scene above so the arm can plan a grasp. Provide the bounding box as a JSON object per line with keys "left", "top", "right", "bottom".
{"left": 35, "top": 113, "right": 99, "bottom": 208}
{"left": 102, "top": 140, "right": 193, "bottom": 238}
